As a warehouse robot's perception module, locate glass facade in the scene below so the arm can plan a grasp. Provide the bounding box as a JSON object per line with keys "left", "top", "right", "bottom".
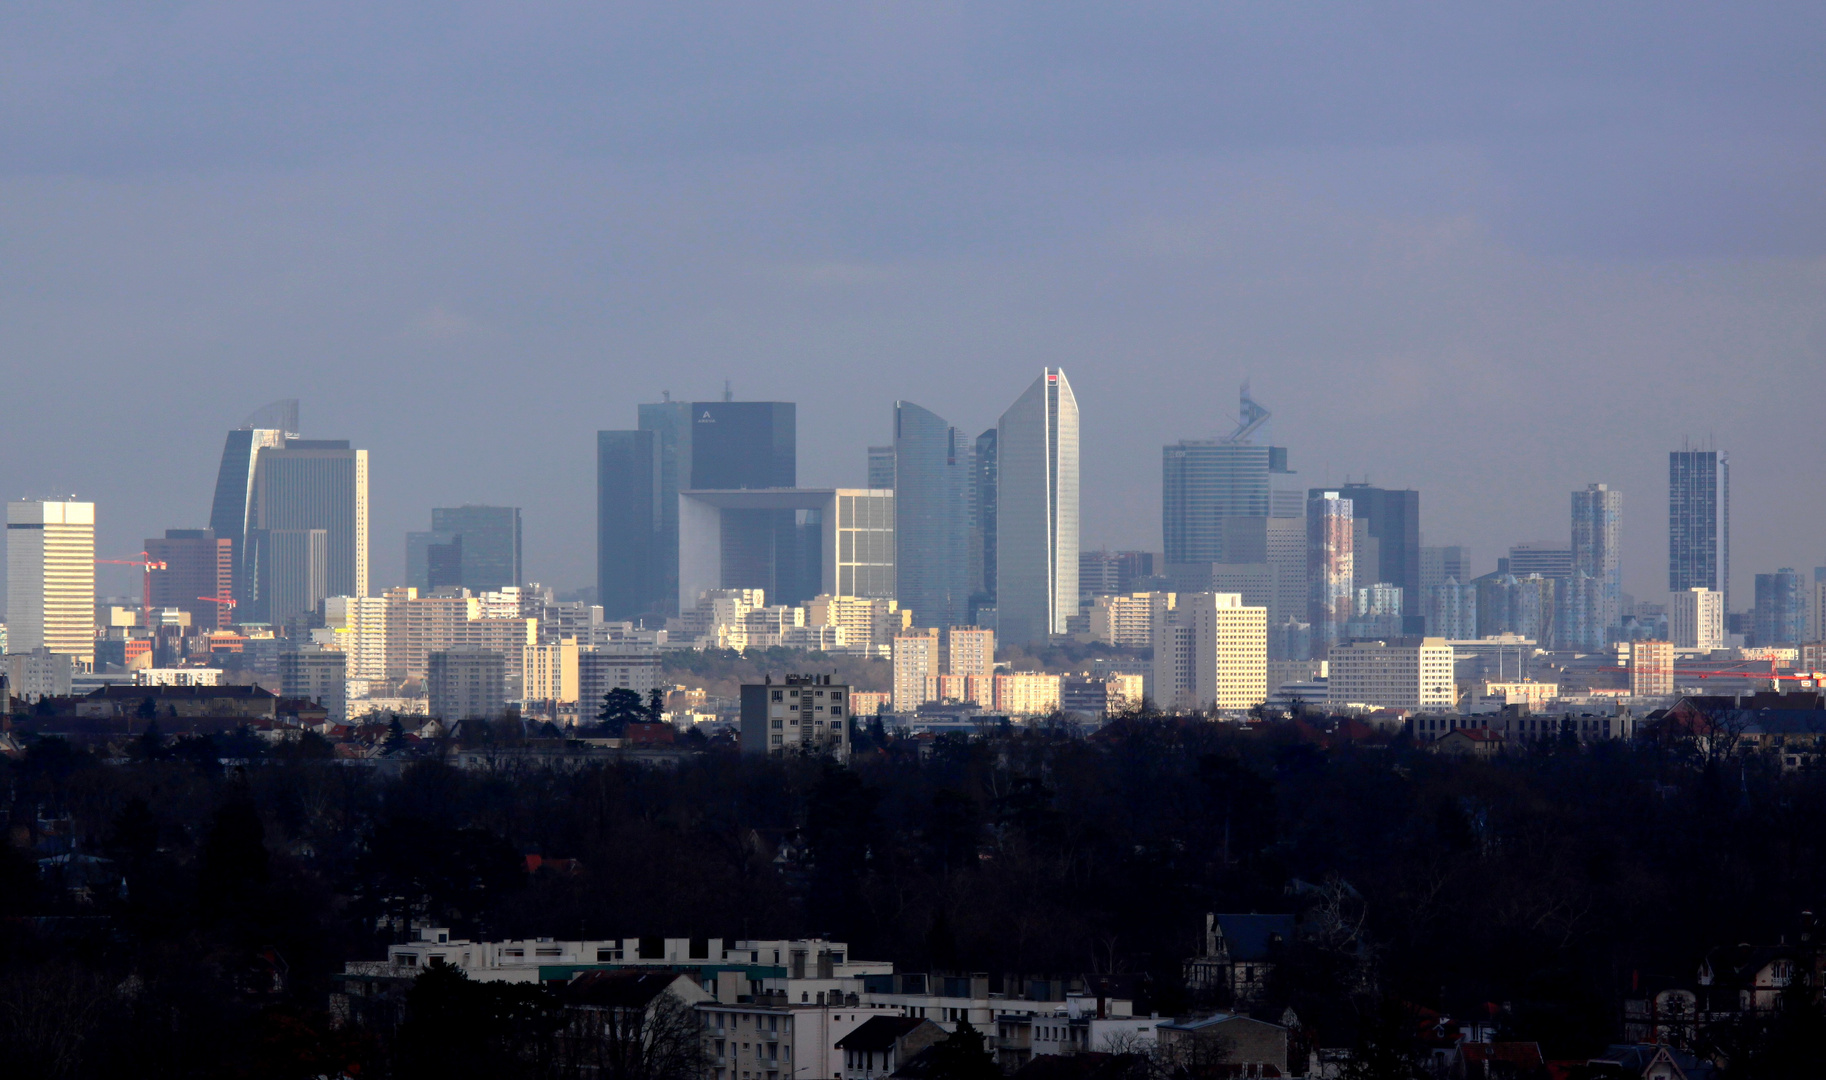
{"left": 892, "top": 402, "right": 971, "bottom": 629}
{"left": 994, "top": 370, "right": 1078, "bottom": 646}
{"left": 430, "top": 505, "right": 523, "bottom": 591}
{"left": 1669, "top": 449, "right": 1721, "bottom": 596}
{"left": 1306, "top": 491, "right": 1353, "bottom": 650}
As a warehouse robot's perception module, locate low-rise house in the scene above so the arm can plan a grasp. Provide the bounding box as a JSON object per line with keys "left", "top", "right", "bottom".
{"left": 1433, "top": 728, "right": 1504, "bottom": 757}
{"left": 835, "top": 1016, "right": 946, "bottom": 1080}
{"left": 1183, "top": 913, "right": 1295, "bottom": 1006}
{"left": 1156, "top": 1012, "right": 1288, "bottom": 1076}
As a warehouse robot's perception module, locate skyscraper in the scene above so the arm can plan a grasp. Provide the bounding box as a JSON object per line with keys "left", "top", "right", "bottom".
{"left": 892, "top": 401, "right": 971, "bottom": 629}
{"left": 427, "top": 506, "right": 523, "bottom": 591}
{"left": 406, "top": 530, "right": 463, "bottom": 592}
{"left": 1753, "top": 569, "right": 1805, "bottom": 648}
{"left": 995, "top": 369, "right": 1079, "bottom": 646}
{"left": 6, "top": 500, "right": 96, "bottom": 665}
{"left": 145, "top": 528, "right": 234, "bottom": 630}
{"left": 600, "top": 397, "right": 796, "bottom": 620}
{"left": 1569, "top": 483, "right": 1623, "bottom": 648}
{"left": 1306, "top": 490, "right": 1353, "bottom": 651}
{"left": 208, "top": 426, "right": 288, "bottom": 606}
{"left": 1336, "top": 483, "right": 1420, "bottom": 622}
{"left": 246, "top": 438, "right": 370, "bottom": 618}
{"left": 1670, "top": 447, "right": 1728, "bottom": 608}
{"left": 1162, "top": 387, "right": 1299, "bottom": 566}
{"left": 867, "top": 446, "right": 896, "bottom": 490}
{"left": 970, "top": 428, "right": 997, "bottom": 623}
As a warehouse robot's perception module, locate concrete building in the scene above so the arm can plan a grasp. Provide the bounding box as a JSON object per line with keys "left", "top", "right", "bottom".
{"left": 145, "top": 528, "right": 235, "bottom": 630}
{"left": 1420, "top": 545, "right": 1474, "bottom": 597}
{"left": 1151, "top": 593, "right": 1268, "bottom": 713}
{"left": 804, "top": 595, "right": 912, "bottom": 656}
{"left": 1571, "top": 483, "right": 1623, "bottom": 645}
{"left": 1425, "top": 578, "right": 1477, "bottom": 640}
{"left": 995, "top": 369, "right": 1078, "bottom": 646}
{"left": 993, "top": 672, "right": 1063, "bottom": 715}
{"left": 1079, "top": 550, "right": 1156, "bottom": 598}
{"left": 427, "top": 506, "right": 522, "bottom": 592}
{"left": 1629, "top": 640, "right": 1675, "bottom": 698}
{"left": 5, "top": 649, "right": 74, "bottom": 702}
{"left": 867, "top": 445, "right": 896, "bottom": 491}
{"left": 741, "top": 674, "right": 851, "bottom": 759}
{"left": 523, "top": 639, "right": 580, "bottom": 705}
{"left": 1670, "top": 447, "right": 1728, "bottom": 610}
{"left": 252, "top": 526, "right": 327, "bottom": 627}
{"left": 576, "top": 650, "right": 663, "bottom": 718}
{"left": 428, "top": 648, "right": 507, "bottom": 721}
{"left": 279, "top": 646, "right": 348, "bottom": 723}
{"left": 1671, "top": 588, "right": 1725, "bottom": 651}
{"left": 1089, "top": 592, "right": 1170, "bottom": 648}
{"left": 6, "top": 500, "right": 96, "bottom": 666}
{"left": 1325, "top": 638, "right": 1455, "bottom": 711}
{"left": 1306, "top": 491, "right": 1353, "bottom": 651}
{"left": 678, "top": 489, "right": 895, "bottom": 612}
{"left": 946, "top": 627, "right": 995, "bottom": 679}
{"left": 316, "top": 595, "right": 390, "bottom": 685}
{"left": 891, "top": 628, "right": 940, "bottom": 712}
{"left": 893, "top": 401, "right": 973, "bottom": 631}
{"left": 1161, "top": 386, "right": 1301, "bottom": 565}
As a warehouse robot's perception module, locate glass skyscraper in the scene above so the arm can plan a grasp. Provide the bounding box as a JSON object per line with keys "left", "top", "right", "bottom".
{"left": 1306, "top": 491, "right": 1353, "bottom": 650}
{"left": 1670, "top": 447, "right": 1728, "bottom": 609}
{"left": 429, "top": 506, "right": 523, "bottom": 591}
{"left": 892, "top": 401, "right": 971, "bottom": 630}
{"left": 1336, "top": 483, "right": 1421, "bottom": 622}
{"left": 246, "top": 439, "right": 370, "bottom": 620}
{"left": 1569, "top": 483, "right": 1622, "bottom": 649}
{"left": 995, "top": 369, "right": 1078, "bottom": 646}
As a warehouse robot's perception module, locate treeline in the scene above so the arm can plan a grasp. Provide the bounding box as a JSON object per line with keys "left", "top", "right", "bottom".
{"left": 1, "top": 720, "right": 1825, "bottom": 1075}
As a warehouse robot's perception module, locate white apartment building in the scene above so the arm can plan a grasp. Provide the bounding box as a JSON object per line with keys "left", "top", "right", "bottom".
{"left": 6, "top": 500, "right": 96, "bottom": 666}
{"left": 891, "top": 629, "right": 941, "bottom": 711}
{"left": 805, "top": 595, "right": 912, "bottom": 656}
{"left": 1629, "top": 640, "right": 1675, "bottom": 697}
{"left": 1089, "top": 592, "right": 1171, "bottom": 648}
{"left": 1325, "top": 638, "right": 1455, "bottom": 710}
{"left": 993, "top": 672, "right": 1062, "bottom": 716}
{"left": 1672, "top": 587, "right": 1725, "bottom": 651}
{"left": 319, "top": 595, "right": 389, "bottom": 683}
{"left": 523, "top": 638, "right": 579, "bottom": 703}
{"left": 1151, "top": 593, "right": 1268, "bottom": 712}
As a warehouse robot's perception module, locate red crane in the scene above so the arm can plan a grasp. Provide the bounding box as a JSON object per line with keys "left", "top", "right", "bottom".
{"left": 197, "top": 595, "right": 237, "bottom": 630}
{"left": 95, "top": 553, "right": 167, "bottom": 618}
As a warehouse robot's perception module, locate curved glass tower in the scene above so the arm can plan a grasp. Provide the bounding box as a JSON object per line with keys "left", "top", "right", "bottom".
{"left": 994, "top": 369, "right": 1079, "bottom": 646}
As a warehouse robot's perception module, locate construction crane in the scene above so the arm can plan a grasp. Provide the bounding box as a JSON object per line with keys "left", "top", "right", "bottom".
{"left": 95, "top": 553, "right": 167, "bottom": 619}
{"left": 197, "top": 595, "right": 237, "bottom": 629}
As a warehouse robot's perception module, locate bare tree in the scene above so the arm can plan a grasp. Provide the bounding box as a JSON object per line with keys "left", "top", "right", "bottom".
{"left": 555, "top": 983, "right": 707, "bottom": 1080}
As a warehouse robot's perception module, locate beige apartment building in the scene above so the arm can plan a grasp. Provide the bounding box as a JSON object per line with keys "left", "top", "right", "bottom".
{"left": 805, "top": 595, "right": 912, "bottom": 655}
{"left": 891, "top": 628, "right": 941, "bottom": 712}
{"left": 1089, "top": 592, "right": 1172, "bottom": 648}
{"left": 1629, "top": 640, "right": 1675, "bottom": 697}
{"left": 1151, "top": 592, "right": 1268, "bottom": 712}
{"left": 1326, "top": 638, "right": 1455, "bottom": 711}
{"left": 6, "top": 500, "right": 96, "bottom": 666}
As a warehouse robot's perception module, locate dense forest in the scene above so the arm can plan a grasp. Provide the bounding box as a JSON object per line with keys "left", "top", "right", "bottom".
{"left": 2, "top": 717, "right": 1824, "bottom": 1076}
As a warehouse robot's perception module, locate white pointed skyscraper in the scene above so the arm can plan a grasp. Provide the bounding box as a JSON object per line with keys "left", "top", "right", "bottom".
{"left": 994, "top": 369, "right": 1079, "bottom": 646}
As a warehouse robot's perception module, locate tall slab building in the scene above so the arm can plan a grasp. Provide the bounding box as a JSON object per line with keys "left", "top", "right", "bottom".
{"left": 208, "top": 426, "right": 288, "bottom": 606}
{"left": 1670, "top": 447, "right": 1729, "bottom": 610}
{"left": 245, "top": 439, "right": 370, "bottom": 625}
{"left": 1161, "top": 386, "right": 1301, "bottom": 566}
{"left": 1336, "top": 483, "right": 1420, "bottom": 622}
{"left": 6, "top": 500, "right": 96, "bottom": 665}
{"left": 1306, "top": 490, "right": 1354, "bottom": 651}
{"left": 892, "top": 401, "right": 971, "bottom": 630}
{"left": 1569, "top": 483, "right": 1623, "bottom": 649}
{"left": 406, "top": 506, "right": 523, "bottom": 592}
{"left": 994, "top": 369, "right": 1078, "bottom": 646}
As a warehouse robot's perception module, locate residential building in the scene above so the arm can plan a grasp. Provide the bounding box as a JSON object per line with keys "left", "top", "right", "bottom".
{"left": 741, "top": 674, "right": 851, "bottom": 759}
{"left": 1089, "top": 592, "right": 1171, "bottom": 648}
{"left": 279, "top": 646, "right": 348, "bottom": 723}
{"left": 5, "top": 649, "right": 73, "bottom": 701}
{"left": 246, "top": 437, "right": 370, "bottom": 611}
{"left": 1306, "top": 491, "right": 1353, "bottom": 651}
{"left": 523, "top": 639, "right": 580, "bottom": 704}
{"left": 1158, "top": 1013, "right": 1289, "bottom": 1077}
{"left": 891, "top": 629, "right": 940, "bottom": 712}
{"left": 993, "top": 672, "right": 1063, "bottom": 716}
{"left": 805, "top": 595, "right": 912, "bottom": 656}
{"left": 428, "top": 649, "right": 507, "bottom": 721}
{"left": 893, "top": 401, "right": 972, "bottom": 631}
{"left": 1672, "top": 588, "right": 1725, "bottom": 651}
{"left": 1570, "top": 483, "right": 1623, "bottom": 644}
{"left": 576, "top": 650, "right": 663, "bottom": 717}
{"left": 946, "top": 627, "right": 995, "bottom": 679}
{"left": 316, "top": 595, "right": 389, "bottom": 685}
{"left": 837, "top": 1017, "right": 947, "bottom": 1080}
{"left": 678, "top": 489, "right": 895, "bottom": 612}
{"left": 1670, "top": 447, "right": 1728, "bottom": 609}
{"left": 7, "top": 500, "right": 96, "bottom": 666}
{"left": 1425, "top": 578, "right": 1477, "bottom": 640}
{"left": 1419, "top": 545, "right": 1474, "bottom": 597}
{"left": 1325, "top": 638, "right": 1455, "bottom": 711}
{"left": 1629, "top": 640, "right": 1675, "bottom": 698}
{"left": 1337, "top": 483, "right": 1421, "bottom": 622}
{"left": 1151, "top": 592, "right": 1268, "bottom": 713}
{"left": 145, "top": 528, "right": 234, "bottom": 630}
{"left": 1475, "top": 572, "right": 1557, "bottom": 645}
{"left": 1183, "top": 912, "right": 1296, "bottom": 1006}
{"left": 995, "top": 369, "right": 1078, "bottom": 646}
{"left": 1753, "top": 569, "right": 1805, "bottom": 647}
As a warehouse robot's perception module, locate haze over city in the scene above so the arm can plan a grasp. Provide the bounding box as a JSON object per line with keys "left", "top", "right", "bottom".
{"left": 3, "top": 4, "right": 1823, "bottom": 601}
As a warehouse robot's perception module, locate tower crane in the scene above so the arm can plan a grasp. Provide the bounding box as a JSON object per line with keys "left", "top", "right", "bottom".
{"left": 95, "top": 553, "right": 167, "bottom": 619}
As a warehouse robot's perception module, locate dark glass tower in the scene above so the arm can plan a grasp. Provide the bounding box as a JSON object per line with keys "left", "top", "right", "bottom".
{"left": 429, "top": 506, "right": 523, "bottom": 591}
{"left": 1337, "top": 483, "right": 1421, "bottom": 620}
{"left": 892, "top": 401, "right": 970, "bottom": 630}
{"left": 1670, "top": 448, "right": 1728, "bottom": 609}
{"left": 596, "top": 430, "right": 661, "bottom": 620}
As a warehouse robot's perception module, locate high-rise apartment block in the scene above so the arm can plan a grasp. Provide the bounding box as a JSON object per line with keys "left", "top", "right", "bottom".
{"left": 1670, "top": 448, "right": 1728, "bottom": 609}
{"left": 1628, "top": 640, "right": 1675, "bottom": 698}
{"left": 1570, "top": 483, "right": 1623, "bottom": 646}
{"left": 279, "top": 647, "right": 348, "bottom": 723}
{"left": 805, "top": 595, "right": 912, "bottom": 656}
{"left": 1419, "top": 545, "right": 1474, "bottom": 597}
{"left": 428, "top": 649, "right": 507, "bottom": 721}
{"left": 1671, "top": 588, "right": 1725, "bottom": 651}
{"left": 891, "top": 628, "right": 941, "bottom": 713}
{"left": 1090, "top": 592, "right": 1172, "bottom": 648}
{"left": 1306, "top": 491, "right": 1353, "bottom": 650}
{"left": 995, "top": 370, "right": 1078, "bottom": 646}
{"left": 1150, "top": 592, "right": 1268, "bottom": 713}
{"left": 1425, "top": 578, "right": 1477, "bottom": 640}
{"left": 145, "top": 528, "right": 235, "bottom": 630}
{"left": 893, "top": 401, "right": 973, "bottom": 630}
{"left": 318, "top": 595, "right": 390, "bottom": 684}
{"left": 6, "top": 500, "right": 96, "bottom": 666}
{"left": 741, "top": 675, "right": 852, "bottom": 760}
{"left": 946, "top": 627, "right": 995, "bottom": 679}
{"left": 1325, "top": 638, "right": 1455, "bottom": 711}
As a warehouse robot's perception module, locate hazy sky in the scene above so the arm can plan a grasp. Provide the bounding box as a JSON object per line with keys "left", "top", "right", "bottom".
{"left": 4, "top": 3, "right": 1823, "bottom": 606}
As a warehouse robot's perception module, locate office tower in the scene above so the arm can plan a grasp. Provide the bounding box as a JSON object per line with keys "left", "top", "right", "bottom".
{"left": 1753, "top": 569, "right": 1805, "bottom": 648}
{"left": 1306, "top": 491, "right": 1353, "bottom": 651}
{"left": 1079, "top": 551, "right": 1156, "bottom": 597}
{"left": 145, "top": 528, "right": 234, "bottom": 630}
{"left": 1506, "top": 543, "right": 1573, "bottom": 580}
{"left": 893, "top": 402, "right": 972, "bottom": 630}
{"left": 406, "top": 530, "right": 462, "bottom": 592}
{"left": 1672, "top": 588, "right": 1725, "bottom": 650}
{"left": 1162, "top": 388, "right": 1299, "bottom": 567}
{"left": 970, "top": 428, "right": 998, "bottom": 621}
{"left": 428, "top": 649, "right": 507, "bottom": 721}
{"left": 1670, "top": 447, "right": 1729, "bottom": 609}
{"left": 600, "top": 398, "right": 797, "bottom": 620}
{"left": 1568, "top": 483, "right": 1623, "bottom": 647}
{"left": 1420, "top": 546, "right": 1474, "bottom": 597}
{"left": 1151, "top": 592, "right": 1268, "bottom": 712}
{"left": 891, "top": 627, "right": 941, "bottom": 711}
{"left": 251, "top": 527, "right": 328, "bottom": 626}
{"left": 279, "top": 647, "right": 348, "bottom": 723}
{"left": 1628, "top": 640, "right": 1675, "bottom": 698}
{"left": 1425, "top": 578, "right": 1477, "bottom": 640}
{"left": 677, "top": 489, "right": 894, "bottom": 611}
{"left": 427, "top": 506, "right": 523, "bottom": 591}
{"left": 995, "top": 369, "right": 1079, "bottom": 646}
{"left": 246, "top": 438, "right": 369, "bottom": 615}
{"left": 1474, "top": 572, "right": 1557, "bottom": 645}
{"left": 867, "top": 446, "right": 896, "bottom": 490}
{"left": 6, "top": 500, "right": 96, "bottom": 665}
{"left": 1326, "top": 639, "right": 1455, "bottom": 711}
{"left": 1336, "top": 484, "right": 1420, "bottom": 622}
{"left": 209, "top": 426, "right": 289, "bottom": 606}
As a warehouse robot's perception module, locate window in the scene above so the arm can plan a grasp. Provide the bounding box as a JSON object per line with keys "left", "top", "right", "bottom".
{"left": 399, "top": 953, "right": 418, "bottom": 966}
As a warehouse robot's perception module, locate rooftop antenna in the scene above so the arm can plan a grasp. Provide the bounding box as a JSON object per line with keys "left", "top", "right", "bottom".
{"left": 1224, "top": 382, "right": 1271, "bottom": 444}
{"left": 723, "top": 380, "right": 733, "bottom": 402}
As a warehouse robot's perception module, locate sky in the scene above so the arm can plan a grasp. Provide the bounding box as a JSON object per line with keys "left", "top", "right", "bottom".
{"left": 3, "top": 3, "right": 1823, "bottom": 607}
